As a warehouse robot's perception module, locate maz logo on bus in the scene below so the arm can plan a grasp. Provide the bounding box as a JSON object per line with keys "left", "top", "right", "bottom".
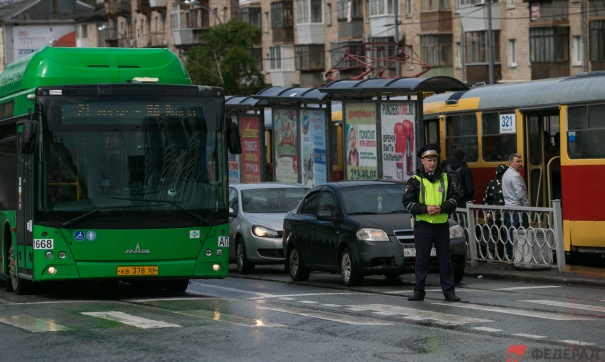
{"left": 500, "top": 114, "right": 516, "bottom": 134}
{"left": 125, "top": 242, "right": 150, "bottom": 254}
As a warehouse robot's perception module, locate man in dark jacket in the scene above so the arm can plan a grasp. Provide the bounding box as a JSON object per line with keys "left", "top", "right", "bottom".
{"left": 446, "top": 147, "right": 475, "bottom": 205}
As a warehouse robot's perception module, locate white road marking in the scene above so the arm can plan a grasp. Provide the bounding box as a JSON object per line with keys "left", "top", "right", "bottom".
{"left": 0, "top": 316, "right": 71, "bottom": 332}
{"left": 385, "top": 288, "right": 483, "bottom": 295}
{"left": 261, "top": 306, "right": 393, "bottom": 325}
{"left": 472, "top": 326, "right": 502, "bottom": 333}
{"left": 558, "top": 340, "right": 596, "bottom": 346}
{"left": 357, "top": 304, "right": 492, "bottom": 326}
{"left": 127, "top": 297, "right": 209, "bottom": 303}
{"left": 299, "top": 300, "right": 319, "bottom": 304}
{"left": 176, "top": 310, "right": 285, "bottom": 327}
{"left": 520, "top": 300, "right": 605, "bottom": 313}
{"left": 512, "top": 333, "right": 546, "bottom": 339}
{"left": 248, "top": 293, "right": 355, "bottom": 300}
{"left": 81, "top": 311, "right": 180, "bottom": 329}
{"left": 322, "top": 304, "right": 342, "bottom": 308}
{"left": 432, "top": 302, "right": 593, "bottom": 320}
{"left": 494, "top": 286, "right": 561, "bottom": 291}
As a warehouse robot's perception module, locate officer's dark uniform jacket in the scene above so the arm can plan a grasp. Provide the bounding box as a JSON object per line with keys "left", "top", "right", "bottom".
{"left": 402, "top": 166, "right": 460, "bottom": 220}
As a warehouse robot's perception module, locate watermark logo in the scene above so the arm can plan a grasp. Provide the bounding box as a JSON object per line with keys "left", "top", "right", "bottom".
{"left": 507, "top": 345, "right": 527, "bottom": 362}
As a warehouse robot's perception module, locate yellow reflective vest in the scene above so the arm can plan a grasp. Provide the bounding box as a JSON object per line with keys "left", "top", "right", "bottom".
{"left": 413, "top": 174, "right": 449, "bottom": 224}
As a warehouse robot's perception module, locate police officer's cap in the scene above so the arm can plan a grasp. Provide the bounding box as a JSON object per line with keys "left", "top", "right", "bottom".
{"left": 418, "top": 143, "right": 440, "bottom": 158}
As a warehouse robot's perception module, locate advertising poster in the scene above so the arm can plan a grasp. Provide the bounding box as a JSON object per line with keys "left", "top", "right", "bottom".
{"left": 240, "top": 115, "right": 262, "bottom": 183}
{"left": 13, "top": 25, "right": 75, "bottom": 61}
{"left": 228, "top": 153, "right": 240, "bottom": 184}
{"left": 300, "top": 108, "right": 327, "bottom": 187}
{"left": 273, "top": 108, "right": 299, "bottom": 183}
{"left": 344, "top": 103, "right": 378, "bottom": 180}
{"left": 381, "top": 102, "right": 416, "bottom": 182}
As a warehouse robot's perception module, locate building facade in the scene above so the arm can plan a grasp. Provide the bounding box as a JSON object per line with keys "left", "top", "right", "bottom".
{"left": 2, "top": 0, "right": 605, "bottom": 88}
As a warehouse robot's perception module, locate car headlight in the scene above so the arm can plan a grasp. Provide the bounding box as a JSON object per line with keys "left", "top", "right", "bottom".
{"left": 449, "top": 224, "right": 465, "bottom": 239}
{"left": 357, "top": 228, "right": 389, "bottom": 241}
{"left": 252, "top": 225, "right": 279, "bottom": 238}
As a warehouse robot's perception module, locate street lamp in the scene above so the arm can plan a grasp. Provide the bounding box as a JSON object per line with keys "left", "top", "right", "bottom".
{"left": 184, "top": 0, "right": 223, "bottom": 25}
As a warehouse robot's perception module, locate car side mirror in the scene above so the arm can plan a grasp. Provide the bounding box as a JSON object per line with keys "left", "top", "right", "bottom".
{"left": 317, "top": 210, "right": 335, "bottom": 221}
{"left": 229, "top": 207, "right": 237, "bottom": 217}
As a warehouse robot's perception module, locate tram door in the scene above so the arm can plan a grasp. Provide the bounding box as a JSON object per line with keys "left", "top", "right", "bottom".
{"left": 523, "top": 110, "right": 560, "bottom": 208}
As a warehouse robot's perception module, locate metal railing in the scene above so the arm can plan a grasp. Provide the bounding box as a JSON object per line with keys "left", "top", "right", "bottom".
{"left": 452, "top": 200, "right": 565, "bottom": 273}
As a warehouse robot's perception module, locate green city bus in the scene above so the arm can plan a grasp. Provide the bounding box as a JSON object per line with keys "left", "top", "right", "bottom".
{"left": 0, "top": 47, "right": 238, "bottom": 294}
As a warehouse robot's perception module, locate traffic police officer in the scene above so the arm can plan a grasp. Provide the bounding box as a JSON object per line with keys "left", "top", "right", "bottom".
{"left": 402, "top": 143, "right": 461, "bottom": 302}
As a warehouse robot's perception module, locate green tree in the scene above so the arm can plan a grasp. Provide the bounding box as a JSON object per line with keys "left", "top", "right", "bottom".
{"left": 185, "top": 20, "right": 266, "bottom": 95}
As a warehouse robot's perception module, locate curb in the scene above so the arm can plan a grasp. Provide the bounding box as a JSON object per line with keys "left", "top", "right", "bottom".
{"left": 465, "top": 269, "right": 605, "bottom": 288}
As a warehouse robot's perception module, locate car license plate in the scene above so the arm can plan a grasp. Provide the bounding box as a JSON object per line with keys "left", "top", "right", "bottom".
{"left": 404, "top": 248, "right": 437, "bottom": 257}
{"left": 117, "top": 266, "right": 159, "bottom": 276}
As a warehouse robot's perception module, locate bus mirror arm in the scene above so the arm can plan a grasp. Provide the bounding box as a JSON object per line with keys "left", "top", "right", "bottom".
{"left": 226, "top": 117, "right": 242, "bottom": 154}
{"left": 20, "top": 118, "right": 39, "bottom": 155}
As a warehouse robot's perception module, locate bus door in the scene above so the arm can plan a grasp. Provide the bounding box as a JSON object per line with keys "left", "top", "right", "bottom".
{"left": 523, "top": 109, "right": 560, "bottom": 208}
{"left": 16, "top": 132, "right": 35, "bottom": 280}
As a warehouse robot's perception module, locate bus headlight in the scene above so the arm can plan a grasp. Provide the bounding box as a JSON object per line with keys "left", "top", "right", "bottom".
{"left": 212, "top": 264, "right": 220, "bottom": 271}
{"left": 48, "top": 266, "right": 57, "bottom": 275}
{"left": 45, "top": 251, "right": 53, "bottom": 259}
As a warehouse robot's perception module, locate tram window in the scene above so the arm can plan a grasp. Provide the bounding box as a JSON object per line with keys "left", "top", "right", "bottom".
{"left": 568, "top": 105, "right": 605, "bottom": 159}
{"left": 445, "top": 114, "right": 478, "bottom": 162}
{"left": 482, "top": 112, "right": 517, "bottom": 162}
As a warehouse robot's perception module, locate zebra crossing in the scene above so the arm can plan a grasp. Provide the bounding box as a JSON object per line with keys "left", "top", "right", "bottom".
{"left": 0, "top": 289, "right": 603, "bottom": 348}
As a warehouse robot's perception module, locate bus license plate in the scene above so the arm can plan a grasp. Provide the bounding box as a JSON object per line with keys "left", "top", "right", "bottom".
{"left": 404, "top": 248, "right": 437, "bottom": 257}
{"left": 117, "top": 266, "right": 159, "bottom": 276}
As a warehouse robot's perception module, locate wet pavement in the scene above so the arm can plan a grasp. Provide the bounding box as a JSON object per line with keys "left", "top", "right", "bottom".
{"left": 465, "top": 256, "right": 605, "bottom": 287}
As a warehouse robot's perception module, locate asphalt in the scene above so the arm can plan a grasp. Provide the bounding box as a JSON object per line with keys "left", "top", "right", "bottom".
{"left": 465, "top": 260, "right": 605, "bottom": 288}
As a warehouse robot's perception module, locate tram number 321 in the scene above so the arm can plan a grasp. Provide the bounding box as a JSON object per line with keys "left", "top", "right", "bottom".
{"left": 500, "top": 114, "right": 516, "bottom": 133}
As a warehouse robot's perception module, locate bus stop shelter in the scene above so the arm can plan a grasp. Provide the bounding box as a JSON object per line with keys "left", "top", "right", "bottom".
{"left": 252, "top": 86, "right": 334, "bottom": 187}
{"left": 225, "top": 95, "right": 269, "bottom": 183}
{"left": 318, "top": 76, "right": 468, "bottom": 182}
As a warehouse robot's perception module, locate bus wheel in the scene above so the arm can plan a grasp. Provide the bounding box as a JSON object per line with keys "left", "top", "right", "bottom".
{"left": 8, "top": 244, "right": 31, "bottom": 295}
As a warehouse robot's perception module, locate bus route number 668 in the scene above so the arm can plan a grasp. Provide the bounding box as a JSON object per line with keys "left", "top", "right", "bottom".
{"left": 33, "top": 239, "right": 54, "bottom": 250}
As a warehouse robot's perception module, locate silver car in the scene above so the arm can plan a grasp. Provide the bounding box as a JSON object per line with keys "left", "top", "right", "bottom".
{"left": 228, "top": 182, "right": 309, "bottom": 274}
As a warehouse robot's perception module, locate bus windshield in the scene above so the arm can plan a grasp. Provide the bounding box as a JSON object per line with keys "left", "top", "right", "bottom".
{"left": 37, "top": 95, "right": 226, "bottom": 228}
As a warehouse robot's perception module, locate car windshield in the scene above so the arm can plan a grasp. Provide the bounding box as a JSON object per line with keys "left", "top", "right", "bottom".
{"left": 242, "top": 188, "right": 307, "bottom": 213}
{"left": 342, "top": 184, "right": 405, "bottom": 214}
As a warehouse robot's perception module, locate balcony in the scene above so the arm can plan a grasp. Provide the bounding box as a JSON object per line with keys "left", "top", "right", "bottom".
{"left": 172, "top": 29, "right": 207, "bottom": 46}
{"left": 420, "top": 11, "right": 452, "bottom": 33}
{"left": 296, "top": 24, "right": 323, "bottom": 44}
{"left": 106, "top": 0, "right": 131, "bottom": 19}
{"left": 149, "top": 0, "right": 166, "bottom": 8}
{"left": 369, "top": 14, "right": 396, "bottom": 38}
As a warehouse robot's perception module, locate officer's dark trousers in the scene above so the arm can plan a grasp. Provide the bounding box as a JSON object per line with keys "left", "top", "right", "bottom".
{"left": 413, "top": 221, "right": 455, "bottom": 296}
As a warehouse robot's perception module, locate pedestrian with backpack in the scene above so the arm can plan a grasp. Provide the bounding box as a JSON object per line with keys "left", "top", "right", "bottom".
{"left": 444, "top": 147, "right": 475, "bottom": 207}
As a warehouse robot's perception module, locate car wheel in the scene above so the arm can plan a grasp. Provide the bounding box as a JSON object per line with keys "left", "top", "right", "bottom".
{"left": 454, "top": 266, "right": 465, "bottom": 284}
{"left": 236, "top": 238, "right": 255, "bottom": 274}
{"left": 288, "top": 245, "right": 310, "bottom": 281}
{"left": 340, "top": 248, "right": 363, "bottom": 287}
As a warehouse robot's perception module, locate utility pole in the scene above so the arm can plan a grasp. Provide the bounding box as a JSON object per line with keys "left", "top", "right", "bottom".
{"left": 395, "top": 0, "right": 400, "bottom": 77}
{"left": 487, "top": 0, "right": 495, "bottom": 84}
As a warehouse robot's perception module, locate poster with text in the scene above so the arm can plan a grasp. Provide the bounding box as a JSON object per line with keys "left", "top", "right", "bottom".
{"left": 345, "top": 103, "right": 378, "bottom": 180}
{"left": 381, "top": 102, "right": 416, "bottom": 182}
{"left": 273, "top": 108, "right": 299, "bottom": 183}
{"left": 300, "top": 108, "right": 327, "bottom": 187}
{"left": 239, "top": 115, "right": 262, "bottom": 183}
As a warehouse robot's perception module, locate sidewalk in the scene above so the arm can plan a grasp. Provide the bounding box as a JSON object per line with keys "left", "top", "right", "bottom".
{"left": 464, "top": 261, "right": 605, "bottom": 288}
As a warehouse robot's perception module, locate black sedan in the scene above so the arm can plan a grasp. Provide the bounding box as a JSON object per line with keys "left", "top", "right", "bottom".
{"left": 282, "top": 180, "right": 466, "bottom": 286}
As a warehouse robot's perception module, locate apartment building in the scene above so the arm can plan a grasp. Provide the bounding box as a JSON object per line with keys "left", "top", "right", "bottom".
{"left": 2, "top": 0, "right": 605, "bottom": 88}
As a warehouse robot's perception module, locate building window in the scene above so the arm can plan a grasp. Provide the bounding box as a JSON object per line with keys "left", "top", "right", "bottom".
{"left": 421, "top": 0, "right": 449, "bottom": 11}
{"left": 370, "top": 0, "right": 395, "bottom": 16}
{"left": 530, "top": 26, "right": 568, "bottom": 62}
{"left": 572, "top": 35, "right": 582, "bottom": 66}
{"left": 327, "top": 3, "right": 332, "bottom": 26}
{"left": 238, "top": 6, "right": 262, "bottom": 28}
{"left": 296, "top": 0, "right": 323, "bottom": 24}
{"left": 455, "top": 42, "right": 461, "bottom": 68}
{"left": 420, "top": 34, "right": 452, "bottom": 67}
{"left": 270, "top": 46, "right": 282, "bottom": 70}
{"left": 336, "top": 0, "right": 362, "bottom": 21}
{"left": 445, "top": 114, "right": 479, "bottom": 162}
{"left": 406, "top": 0, "right": 412, "bottom": 16}
{"left": 590, "top": 21, "right": 605, "bottom": 62}
{"left": 264, "top": 12, "right": 270, "bottom": 32}
{"left": 295, "top": 44, "right": 325, "bottom": 70}
{"left": 508, "top": 39, "right": 517, "bottom": 67}
{"left": 465, "top": 31, "right": 500, "bottom": 64}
